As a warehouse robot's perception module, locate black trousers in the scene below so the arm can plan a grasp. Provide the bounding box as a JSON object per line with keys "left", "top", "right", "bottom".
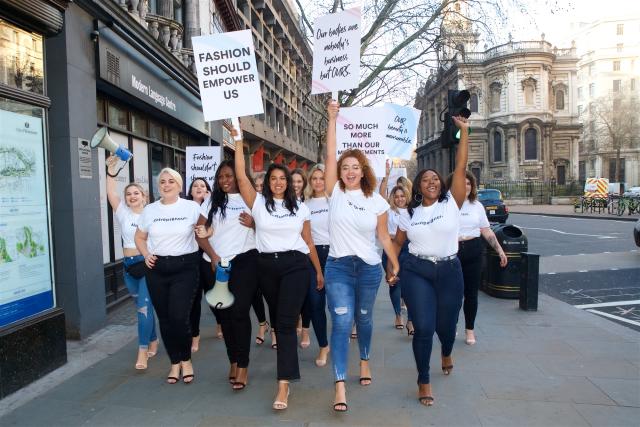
{"left": 190, "top": 257, "right": 221, "bottom": 338}
{"left": 146, "top": 251, "right": 200, "bottom": 364}
{"left": 251, "top": 288, "right": 267, "bottom": 324}
{"left": 457, "top": 238, "right": 483, "bottom": 330}
{"left": 209, "top": 249, "right": 260, "bottom": 368}
{"left": 258, "top": 251, "right": 310, "bottom": 381}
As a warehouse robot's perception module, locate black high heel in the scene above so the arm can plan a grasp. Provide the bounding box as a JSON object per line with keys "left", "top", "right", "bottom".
{"left": 333, "top": 380, "right": 348, "bottom": 412}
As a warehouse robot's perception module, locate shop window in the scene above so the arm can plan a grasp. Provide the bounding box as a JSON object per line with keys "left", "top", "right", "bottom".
{"left": 131, "top": 111, "right": 148, "bottom": 137}
{"left": 149, "top": 119, "right": 164, "bottom": 141}
{"left": 107, "top": 102, "right": 128, "bottom": 130}
{"left": 0, "top": 20, "right": 44, "bottom": 95}
{"left": 96, "top": 97, "right": 106, "bottom": 123}
{"left": 150, "top": 145, "right": 173, "bottom": 200}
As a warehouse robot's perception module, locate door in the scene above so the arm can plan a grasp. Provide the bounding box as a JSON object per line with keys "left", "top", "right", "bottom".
{"left": 557, "top": 165, "right": 566, "bottom": 186}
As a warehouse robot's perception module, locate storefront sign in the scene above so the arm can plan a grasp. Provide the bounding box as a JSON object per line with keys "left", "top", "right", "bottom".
{"left": 336, "top": 106, "right": 388, "bottom": 177}
{"left": 192, "top": 30, "right": 264, "bottom": 121}
{"left": 186, "top": 146, "right": 221, "bottom": 190}
{"left": 312, "top": 7, "right": 361, "bottom": 94}
{"left": 0, "top": 109, "right": 54, "bottom": 327}
{"left": 98, "top": 28, "right": 206, "bottom": 134}
{"left": 383, "top": 103, "right": 421, "bottom": 160}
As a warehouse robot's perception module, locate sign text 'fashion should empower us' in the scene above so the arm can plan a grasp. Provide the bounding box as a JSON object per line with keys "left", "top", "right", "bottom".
{"left": 311, "top": 7, "right": 361, "bottom": 95}
{"left": 192, "top": 30, "right": 263, "bottom": 121}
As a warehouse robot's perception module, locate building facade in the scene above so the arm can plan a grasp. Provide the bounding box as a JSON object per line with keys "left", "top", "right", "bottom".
{"left": 572, "top": 14, "right": 640, "bottom": 185}
{"left": 415, "top": 38, "right": 582, "bottom": 185}
{"left": 236, "top": 0, "right": 322, "bottom": 172}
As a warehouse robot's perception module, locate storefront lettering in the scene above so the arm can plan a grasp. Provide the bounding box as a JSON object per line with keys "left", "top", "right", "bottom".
{"left": 131, "top": 75, "right": 177, "bottom": 112}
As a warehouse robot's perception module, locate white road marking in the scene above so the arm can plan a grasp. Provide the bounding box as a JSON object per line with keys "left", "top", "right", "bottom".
{"left": 513, "top": 225, "right": 618, "bottom": 239}
{"left": 546, "top": 272, "right": 556, "bottom": 275}
{"left": 610, "top": 268, "right": 619, "bottom": 271}
{"left": 574, "top": 299, "right": 640, "bottom": 309}
{"left": 586, "top": 309, "right": 640, "bottom": 327}
{"left": 578, "top": 270, "right": 588, "bottom": 273}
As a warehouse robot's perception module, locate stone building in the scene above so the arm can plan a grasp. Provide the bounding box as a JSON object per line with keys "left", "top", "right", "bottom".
{"left": 571, "top": 14, "right": 640, "bottom": 185}
{"left": 415, "top": 35, "right": 582, "bottom": 184}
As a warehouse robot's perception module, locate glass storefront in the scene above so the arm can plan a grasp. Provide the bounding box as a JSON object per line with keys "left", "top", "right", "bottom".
{"left": 0, "top": 19, "right": 44, "bottom": 95}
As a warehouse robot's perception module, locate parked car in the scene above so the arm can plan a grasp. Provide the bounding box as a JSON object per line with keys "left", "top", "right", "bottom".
{"left": 634, "top": 218, "right": 640, "bottom": 247}
{"left": 623, "top": 187, "right": 640, "bottom": 198}
{"left": 477, "top": 189, "right": 509, "bottom": 223}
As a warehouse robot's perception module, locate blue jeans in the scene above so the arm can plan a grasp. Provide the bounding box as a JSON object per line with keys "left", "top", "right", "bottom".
{"left": 325, "top": 256, "right": 382, "bottom": 381}
{"left": 123, "top": 255, "right": 157, "bottom": 348}
{"left": 303, "top": 245, "right": 329, "bottom": 347}
{"left": 382, "top": 242, "right": 410, "bottom": 320}
{"left": 401, "top": 254, "right": 463, "bottom": 384}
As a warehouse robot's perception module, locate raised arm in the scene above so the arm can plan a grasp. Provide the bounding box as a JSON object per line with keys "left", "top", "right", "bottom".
{"left": 324, "top": 100, "right": 340, "bottom": 196}
{"left": 450, "top": 116, "right": 470, "bottom": 208}
{"left": 106, "top": 155, "right": 121, "bottom": 211}
{"left": 379, "top": 160, "right": 390, "bottom": 197}
{"left": 233, "top": 128, "right": 257, "bottom": 209}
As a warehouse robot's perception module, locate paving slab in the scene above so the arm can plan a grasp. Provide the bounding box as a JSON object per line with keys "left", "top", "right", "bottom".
{"left": 1, "top": 292, "right": 639, "bottom": 427}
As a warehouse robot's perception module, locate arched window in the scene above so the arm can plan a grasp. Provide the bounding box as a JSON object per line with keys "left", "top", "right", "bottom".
{"left": 525, "top": 128, "right": 538, "bottom": 160}
{"left": 493, "top": 131, "right": 502, "bottom": 162}
{"left": 555, "top": 90, "right": 565, "bottom": 110}
{"left": 470, "top": 93, "right": 479, "bottom": 113}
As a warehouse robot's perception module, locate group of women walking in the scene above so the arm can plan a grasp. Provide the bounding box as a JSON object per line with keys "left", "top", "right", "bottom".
{"left": 106, "top": 99, "right": 508, "bottom": 412}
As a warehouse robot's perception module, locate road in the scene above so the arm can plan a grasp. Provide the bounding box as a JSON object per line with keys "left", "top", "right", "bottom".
{"left": 507, "top": 214, "right": 640, "bottom": 331}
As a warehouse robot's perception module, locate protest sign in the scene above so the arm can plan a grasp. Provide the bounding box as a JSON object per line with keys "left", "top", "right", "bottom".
{"left": 384, "top": 103, "right": 421, "bottom": 160}
{"left": 311, "top": 7, "right": 361, "bottom": 95}
{"left": 389, "top": 167, "right": 408, "bottom": 188}
{"left": 336, "top": 107, "right": 388, "bottom": 177}
{"left": 192, "top": 30, "right": 263, "bottom": 121}
{"left": 186, "top": 146, "right": 221, "bottom": 191}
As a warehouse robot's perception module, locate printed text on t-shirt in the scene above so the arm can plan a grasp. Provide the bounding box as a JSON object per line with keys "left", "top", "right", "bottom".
{"left": 411, "top": 214, "right": 443, "bottom": 226}
{"left": 153, "top": 216, "right": 187, "bottom": 222}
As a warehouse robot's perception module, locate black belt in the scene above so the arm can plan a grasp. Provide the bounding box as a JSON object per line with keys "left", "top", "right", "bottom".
{"left": 259, "top": 250, "right": 304, "bottom": 259}
{"left": 155, "top": 251, "right": 200, "bottom": 261}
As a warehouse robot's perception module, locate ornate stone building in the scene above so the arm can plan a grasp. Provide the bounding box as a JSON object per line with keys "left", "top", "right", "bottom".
{"left": 415, "top": 35, "right": 582, "bottom": 184}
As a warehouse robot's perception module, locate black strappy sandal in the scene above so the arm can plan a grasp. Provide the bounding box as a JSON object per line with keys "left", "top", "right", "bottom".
{"left": 333, "top": 380, "right": 348, "bottom": 412}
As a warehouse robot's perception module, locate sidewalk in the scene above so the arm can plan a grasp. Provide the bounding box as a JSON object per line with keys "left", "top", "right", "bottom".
{"left": 1, "top": 290, "right": 639, "bottom": 427}
{"left": 508, "top": 204, "right": 639, "bottom": 221}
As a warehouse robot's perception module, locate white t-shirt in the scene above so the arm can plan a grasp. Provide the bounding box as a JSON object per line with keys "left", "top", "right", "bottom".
{"left": 137, "top": 198, "right": 201, "bottom": 256}
{"left": 200, "top": 193, "right": 256, "bottom": 261}
{"left": 306, "top": 197, "right": 330, "bottom": 246}
{"left": 115, "top": 204, "right": 140, "bottom": 249}
{"left": 387, "top": 207, "right": 407, "bottom": 238}
{"left": 328, "top": 182, "right": 389, "bottom": 265}
{"left": 459, "top": 200, "right": 490, "bottom": 239}
{"left": 251, "top": 194, "right": 310, "bottom": 254}
{"left": 398, "top": 192, "right": 460, "bottom": 258}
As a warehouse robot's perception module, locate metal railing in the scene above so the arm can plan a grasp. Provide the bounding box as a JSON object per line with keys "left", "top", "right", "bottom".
{"left": 482, "top": 180, "right": 582, "bottom": 204}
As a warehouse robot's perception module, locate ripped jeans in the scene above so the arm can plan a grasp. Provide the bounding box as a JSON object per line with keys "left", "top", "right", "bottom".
{"left": 123, "top": 255, "right": 157, "bottom": 348}
{"left": 325, "top": 256, "right": 382, "bottom": 381}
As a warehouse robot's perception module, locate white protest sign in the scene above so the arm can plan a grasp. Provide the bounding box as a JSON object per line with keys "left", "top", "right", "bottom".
{"left": 384, "top": 103, "right": 421, "bottom": 160}
{"left": 312, "top": 7, "right": 361, "bottom": 94}
{"left": 192, "top": 30, "right": 263, "bottom": 121}
{"left": 336, "top": 107, "right": 388, "bottom": 177}
{"left": 389, "top": 167, "right": 408, "bottom": 188}
{"left": 186, "top": 146, "right": 221, "bottom": 191}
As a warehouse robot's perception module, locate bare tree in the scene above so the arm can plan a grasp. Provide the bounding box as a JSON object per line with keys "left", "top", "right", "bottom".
{"left": 591, "top": 87, "right": 640, "bottom": 182}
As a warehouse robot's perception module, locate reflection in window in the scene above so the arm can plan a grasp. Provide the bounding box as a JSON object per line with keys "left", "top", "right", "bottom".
{"left": 0, "top": 20, "right": 44, "bottom": 94}
{"left": 108, "top": 103, "right": 128, "bottom": 130}
{"left": 524, "top": 128, "right": 537, "bottom": 160}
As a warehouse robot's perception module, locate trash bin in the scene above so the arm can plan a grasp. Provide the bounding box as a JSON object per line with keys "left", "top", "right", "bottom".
{"left": 484, "top": 224, "right": 528, "bottom": 299}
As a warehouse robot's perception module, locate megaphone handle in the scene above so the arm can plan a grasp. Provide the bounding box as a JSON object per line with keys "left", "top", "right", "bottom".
{"left": 106, "top": 160, "right": 129, "bottom": 178}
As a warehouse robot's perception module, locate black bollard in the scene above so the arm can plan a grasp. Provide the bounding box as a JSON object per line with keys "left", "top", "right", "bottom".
{"left": 519, "top": 252, "right": 539, "bottom": 311}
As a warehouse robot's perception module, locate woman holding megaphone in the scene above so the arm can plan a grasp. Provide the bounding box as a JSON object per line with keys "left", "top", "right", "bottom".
{"left": 194, "top": 159, "right": 259, "bottom": 391}
{"left": 106, "top": 156, "right": 158, "bottom": 370}
{"left": 234, "top": 125, "right": 323, "bottom": 411}
{"left": 135, "top": 168, "right": 202, "bottom": 384}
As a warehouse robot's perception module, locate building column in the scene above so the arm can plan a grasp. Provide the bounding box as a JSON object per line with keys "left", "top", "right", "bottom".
{"left": 183, "top": 0, "right": 198, "bottom": 48}
{"left": 158, "top": 0, "right": 173, "bottom": 18}
{"left": 507, "top": 127, "right": 518, "bottom": 180}
{"left": 45, "top": 4, "right": 106, "bottom": 338}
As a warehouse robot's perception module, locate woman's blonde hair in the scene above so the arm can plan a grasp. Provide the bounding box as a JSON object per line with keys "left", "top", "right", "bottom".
{"left": 123, "top": 183, "right": 148, "bottom": 207}
{"left": 388, "top": 185, "right": 410, "bottom": 212}
{"left": 158, "top": 168, "right": 183, "bottom": 191}
{"left": 305, "top": 164, "right": 327, "bottom": 200}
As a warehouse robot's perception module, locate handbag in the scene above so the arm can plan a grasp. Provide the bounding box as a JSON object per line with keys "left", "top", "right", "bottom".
{"left": 125, "top": 261, "right": 147, "bottom": 279}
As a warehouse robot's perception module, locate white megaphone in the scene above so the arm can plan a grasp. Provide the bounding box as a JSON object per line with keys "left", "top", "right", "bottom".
{"left": 205, "top": 259, "right": 234, "bottom": 310}
{"left": 90, "top": 127, "right": 133, "bottom": 161}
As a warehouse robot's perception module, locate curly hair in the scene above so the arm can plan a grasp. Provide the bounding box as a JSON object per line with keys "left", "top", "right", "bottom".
{"left": 446, "top": 170, "right": 477, "bottom": 202}
{"left": 407, "top": 168, "right": 449, "bottom": 217}
{"left": 337, "top": 149, "right": 377, "bottom": 197}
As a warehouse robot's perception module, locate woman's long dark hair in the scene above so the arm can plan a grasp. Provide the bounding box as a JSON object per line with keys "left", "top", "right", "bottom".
{"left": 407, "top": 168, "right": 449, "bottom": 217}
{"left": 206, "top": 160, "right": 234, "bottom": 227}
{"left": 187, "top": 177, "right": 211, "bottom": 203}
{"left": 263, "top": 163, "right": 298, "bottom": 214}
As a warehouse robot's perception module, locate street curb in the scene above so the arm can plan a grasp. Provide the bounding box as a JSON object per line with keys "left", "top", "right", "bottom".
{"left": 510, "top": 211, "right": 639, "bottom": 222}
